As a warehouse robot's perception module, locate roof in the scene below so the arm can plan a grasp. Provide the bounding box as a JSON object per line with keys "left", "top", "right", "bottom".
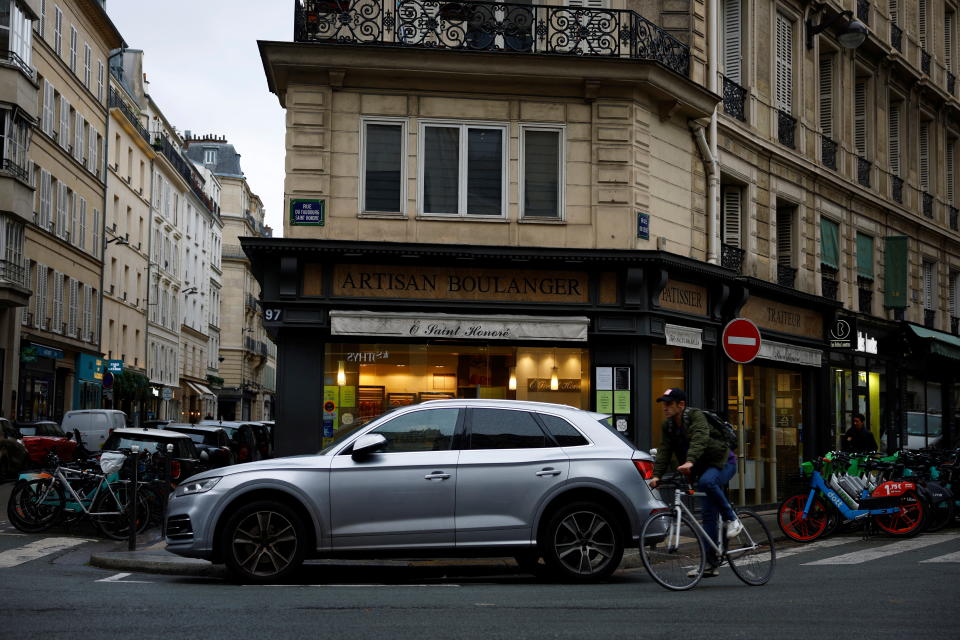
{"left": 183, "top": 139, "right": 245, "bottom": 178}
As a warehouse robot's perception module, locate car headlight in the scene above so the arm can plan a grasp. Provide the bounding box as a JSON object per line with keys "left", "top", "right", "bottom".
{"left": 175, "top": 477, "right": 221, "bottom": 497}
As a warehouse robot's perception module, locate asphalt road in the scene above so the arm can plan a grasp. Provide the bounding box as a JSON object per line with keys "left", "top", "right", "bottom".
{"left": 1, "top": 480, "right": 958, "bottom": 640}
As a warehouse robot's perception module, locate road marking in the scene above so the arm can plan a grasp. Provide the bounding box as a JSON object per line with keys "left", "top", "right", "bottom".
{"left": 804, "top": 534, "right": 957, "bottom": 565}
{"left": 0, "top": 537, "right": 93, "bottom": 568}
{"left": 96, "top": 572, "right": 153, "bottom": 584}
{"left": 920, "top": 550, "right": 960, "bottom": 563}
{"left": 253, "top": 584, "right": 461, "bottom": 588}
{"left": 776, "top": 536, "right": 861, "bottom": 559}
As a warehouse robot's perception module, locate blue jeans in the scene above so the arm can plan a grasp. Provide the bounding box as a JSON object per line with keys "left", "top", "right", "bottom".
{"left": 698, "top": 460, "right": 738, "bottom": 565}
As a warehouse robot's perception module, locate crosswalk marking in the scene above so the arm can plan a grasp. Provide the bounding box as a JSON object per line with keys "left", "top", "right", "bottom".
{"left": 0, "top": 537, "right": 93, "bottom": 568}
{"left": 776, "top": 536, "right": 860, "bottom": 559}
{"left": 920, "top": 550, "right": 960, "bottom": 563}
{"left": 804, "top": 534, "right": 957, "bottom": 566}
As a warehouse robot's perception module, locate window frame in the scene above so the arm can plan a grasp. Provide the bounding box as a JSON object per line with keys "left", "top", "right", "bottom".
{"left": 359, "top": 116, "right": 407, "bottom": 215}
{"left": 417, "top": 119, "right": 508, "bottom": 219}
{"left": 519, "top": 124, "right": 565, "bottom": 221}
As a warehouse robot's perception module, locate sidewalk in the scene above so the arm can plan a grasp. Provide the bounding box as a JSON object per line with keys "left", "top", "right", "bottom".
{"left": 89, "top": 510, "right": 784, "bottom": 578}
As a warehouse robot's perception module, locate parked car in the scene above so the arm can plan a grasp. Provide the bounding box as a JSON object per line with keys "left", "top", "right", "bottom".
{"left": 165, "top": 424, "right": 236, "bottom": 468}
{"left": 248, "top": 422, "right": 274, "bottom": 459}
{"left": 102, "top": 428, "right": 206, "bottom": 484}
{"left": 0, "top": 418, "right": 27, "bottom": 478}
{"left": 61, "top": 409, "right": 127, "bottom": 451}
{"left": 167, "top": 399, "right": 663, "bottom": 584}
{"left": 16, "top": 421, "right": 78, "bottom": 464}
{"left": 905, "top": 411, "right": 943, "bottom": 449}
{"left": 198, "top": 420, "right": 260, "bottom": 463}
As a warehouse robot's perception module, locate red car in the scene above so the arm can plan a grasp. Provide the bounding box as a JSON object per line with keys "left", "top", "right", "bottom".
{"left": 17, "top": 421, "right": 78, "bottom": 464}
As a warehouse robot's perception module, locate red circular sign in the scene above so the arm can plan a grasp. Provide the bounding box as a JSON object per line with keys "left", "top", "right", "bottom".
{"left": 324, "top": 401, "right": 336, "bottom": 413}
{"left": 722, "top": 318, "right": 762, "bottom": 363}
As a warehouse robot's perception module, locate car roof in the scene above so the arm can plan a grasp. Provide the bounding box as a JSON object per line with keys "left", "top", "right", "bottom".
{"left": 166, "top": 424, "right": 225, "bottom": 433}
{"left": 110, "top": 428, "right": 192, "bottom": 439}
{"left": 198, "top": 420, "right": 257, "bottom": 428}
{"left": 416, "top": 398, "right": 600, "bottom": 414}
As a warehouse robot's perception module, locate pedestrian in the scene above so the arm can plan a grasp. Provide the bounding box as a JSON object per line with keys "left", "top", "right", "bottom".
{"left": 648, "top": 388, "right": 740, "bottom": 577}
{"left": 841, "top": 412, "right": 877, "bottom": 453}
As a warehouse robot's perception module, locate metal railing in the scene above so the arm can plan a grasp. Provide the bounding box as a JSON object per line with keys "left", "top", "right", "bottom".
{"left": 821, "top": 135, "right": 837, "bottom": 169}
{"left": 722, "top": 76, "right": 746, "bottom": 121}
{"left": 0, "top": 258, "right": 27, "bottom": 287}
{"left": 109, "top": 87, "right": 150, "bottom": 144}
{"left": 923, "top": 192, "right": 934, "bottom": 218}
{"left": 891, "top": 24, "right": 903, "bottom": 52}
{"left": 857, "top": 156, "right": 871, "bottom": 187}
{"left": 777, "top": 264, "right": 796, "bottom": 288}
{"left": 857, "top": 277, "right": 873, "bottom": 313}
{"left": 721, "top": 243, "right": 744, "bottom": 274}
{"left": 294, "top": 0, "right": 691, "bottom": 76}
{"left": 821, "top": 264, "right": 839, "bottom": 301}
{"left": 950, "top": 205, "right": 958, "bottom": 231}
{"left": 777, "top": 110, "right": 796, "bottom": 148}
{"left": 1, "top": 157, "right": 30, "bottom": 182}
{"left": 922, "top": 50, "right": 931, "bottom": 75}
{"left": 892, "top": 176, "right": 904, "bottom": 203}
{"left": 1, "top": 50, "right": 36, "bottom": 80}
{"left": 952, "top": 315, "right": 959, "bottom": 335}
{"left": 950, "top": 71, "right": 956, "bottom": 96}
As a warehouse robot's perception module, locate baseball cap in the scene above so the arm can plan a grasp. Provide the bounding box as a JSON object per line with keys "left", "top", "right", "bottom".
{"left": 655, "top": 388, "right": 687, "bottom": 403}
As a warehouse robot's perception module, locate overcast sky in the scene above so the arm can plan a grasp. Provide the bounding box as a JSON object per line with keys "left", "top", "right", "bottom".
{"left": 107, "top": 1, "right": 291, "bottom": 235}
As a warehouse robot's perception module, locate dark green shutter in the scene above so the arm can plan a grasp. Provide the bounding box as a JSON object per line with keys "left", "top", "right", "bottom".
{"left": 856, "top": 233, "right": 874, "bottom": 278}
{"left": 884, "top": 235, "right": 908, "bottom": 308}
{"left": 820, "top": 218, "right": 840, "bottom": 269}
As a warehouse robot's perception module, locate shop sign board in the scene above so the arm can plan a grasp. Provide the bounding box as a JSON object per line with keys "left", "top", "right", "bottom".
{"left": 739, "top": 296, "right": 823, "bottom": 340}
{"left": 722, "top": 318, "right": 762, "bottom": 363}
{"left": 829, "top": 318, "right": 855, "bottom": 349}
{"left": 162, "top": 387, "right": 172, "bottom": 401}
{"left": 657, "top": 281, "right": 708, "bottom": 316}
{"left": 665, "top": 324, "right": 703, "bottom": 349}
{"left": 757, "top": 340, "right": 823, "bottom": 367}
{"left": 106, "top": 359, "right": 124, "bottom": 374}
{"left": 330, "top": 311, "right": 590, "bottom": 342}
{"left": 857, "top": 330, "right": 878, "bottom": 354}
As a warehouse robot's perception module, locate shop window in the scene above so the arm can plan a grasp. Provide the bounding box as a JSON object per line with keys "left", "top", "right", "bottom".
{"left": 469, "top": 409, "right": 546, "bottom": 449}
{"left": 368, "top": 408, "right": 459, "bottom": 452}
{"left": 521, "top": 126, "right": 562, "bottom": 219}
{"left": 651, "top": 344, "right": 684, "bottom": 434}
{"left": 362, "top": 119, "right": 405, "bottom": 213}
{"left": 420, "top": 122, "right": 506, "bottom": 217}
{"left": 538, "top": 413, "right": 589, "bottom": 447}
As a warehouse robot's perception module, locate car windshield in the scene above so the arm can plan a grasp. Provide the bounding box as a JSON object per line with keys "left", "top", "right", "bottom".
{"left": 106, "top": 435, "right": 193, "bottom": 456}
{"left": 18, "top": 426, "right": 37, "bottom": 436}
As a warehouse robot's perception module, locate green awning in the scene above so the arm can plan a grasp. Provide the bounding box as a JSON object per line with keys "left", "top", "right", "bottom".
{"left": 856, "top": 233, "right": 874, "bottom": 279}
{"left": 907, "top": 324, "right": 960, "bottom": 361}
{"left": 821, "top": 218, "right": 839, "bottom": 269}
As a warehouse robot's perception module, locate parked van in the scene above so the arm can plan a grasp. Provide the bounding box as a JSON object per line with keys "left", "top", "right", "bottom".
{"left": 905, "top": 411, "right": 942, "bottom": 449}
{"left": 60, "top": 410, "right": 126, "bottom": 450}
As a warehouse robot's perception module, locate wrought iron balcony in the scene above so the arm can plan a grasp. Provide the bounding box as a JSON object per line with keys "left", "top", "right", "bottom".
{"left": 721, "top": 243, "right": 745, "bottom": 274}
{"left": 821, "top": 136, "right": 837, "bottom": 169}
{"left": 924, "top": 308, "right": 936, "bottom": 328}
{"left": 777, "top": 264, "right": 797, "bottom": 288}
{"left": 952, "top": 315, "right": 959, "bottom": 335}
{"left": 109, "top": 87, "right": 150, "bottom": 144}
{"left": 294, "top": 0, "right": 691, "bottom": 76}
{"left": 922, "top": 50, "right": 931, "bottom": 75}
{"left": 857, "top": 0, "right": 869, "bottom": 24}
{"left": 950, "top": 205, "right": 958, "bottom": 230}
{"left": 1, "top": 158, "right": 30, "bottom": 183}
{"left": 722, "top": 76, "right": 746, "bottom": 121}
{"left": 1, "top": 50, "right": 36, "bottom": 80}
{"left": 777, "top": 110, "right": 796, "bottom": 148}
{"left": 857, "top": 156, "right": 871, "bottom": 187}
{"left": 923, "top": 192, "right": 934, "bottom": 218}
{"left": 892, "top": 176, "right": 903, "bottom": 203}
{"left": 0, "top": 258, "right": 27, "bottom": 287}
{"left": 950, "top": 71, "right": 956, "bottom": 96}
{"left": 891, "top": 24, "right": 902, "bottom": 52}
{"left": 857, "top": 277, "right": 873, "bottom": 314}
{"left": 821, "top": 264, "right": 839, "bottom": 301}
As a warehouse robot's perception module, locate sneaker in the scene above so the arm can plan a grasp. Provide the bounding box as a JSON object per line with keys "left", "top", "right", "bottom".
{"left": 725, "top": 518, "right": 743, "bottom": 539}
{"left": 687, "top": 564, "right": 720, "bottom": 578}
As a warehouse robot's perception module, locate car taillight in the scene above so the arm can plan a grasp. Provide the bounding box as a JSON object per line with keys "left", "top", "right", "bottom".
{"left": 170, "top": 460, "right": 181, "bottom": 480}
{"left": 633, "top": 459, "right": 655, "bottom": 479}
{"left": 239, "top": 447, "right": 249, "bottom": 461}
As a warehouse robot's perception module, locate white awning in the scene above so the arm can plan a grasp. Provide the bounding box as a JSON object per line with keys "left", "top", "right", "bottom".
{"left": 329, "top": 311, "right": 590, "bottom": 342}
{"left": 185, "top": 381, "right": 216, "bottom": 398}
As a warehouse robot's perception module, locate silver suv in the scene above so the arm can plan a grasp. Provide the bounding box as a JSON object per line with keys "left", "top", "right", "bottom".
{"left": 165, "top": 399, "right": 664, "bottom": 583}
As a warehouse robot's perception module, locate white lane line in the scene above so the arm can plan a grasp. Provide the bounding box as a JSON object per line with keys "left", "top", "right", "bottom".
{"left": 96, "top": 572, "right": 153, "bottom": 583}
{"left": 804, "top": 534, "right": 957, "bottom": 565}
{"left": 776, "top": 536, "right": 861, "bottom": 559}
{"left": 920, "top": 549, "right": 960, "bottom": 563}
{"left": 0, "top": 537, "right": 93, "bottom": 568}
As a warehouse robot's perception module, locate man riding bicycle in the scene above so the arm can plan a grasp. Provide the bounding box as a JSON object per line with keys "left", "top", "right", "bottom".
{"left": 648, "top": 388, "right": 740, "bottom": 577}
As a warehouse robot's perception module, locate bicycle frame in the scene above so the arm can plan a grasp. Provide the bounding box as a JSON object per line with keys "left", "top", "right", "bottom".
{"left": 21, "top": 466, "right": 126, "bottom": 518}
{"left": 801, "top": 469, "right": 899, "bottom": 520}
{"left": 664, "top": 486, "right": 757, "bottom": 559}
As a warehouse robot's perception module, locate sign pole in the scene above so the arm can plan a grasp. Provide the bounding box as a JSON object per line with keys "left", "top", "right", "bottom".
{"left": 737, "top": 362, "right": 746, "bottom": 506}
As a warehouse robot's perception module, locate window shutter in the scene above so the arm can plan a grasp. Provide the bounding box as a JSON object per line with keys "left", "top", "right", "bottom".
{"left": 722, "top": 187, "right": 742, "bottom": 247}
{"left": 948, "top": 140, "right": 956, "bottom": 205}
{"left": 951, "top": 272, "right": 959, "bottom": 316}
{"left": 889, "top": 0, "right": 898, "bottom": 23}
{"left": 919, "top": 0, "right": 927, "bottom": 49}
{"left": 40, "top": 169, "right": 51, "bottom": 230}
{"left": 722, "top": 0, "right": 742, "bottom": 84}
{"left": 889, "top": 103, "right": 901, "bottom": 176}
{"left": 91, "top": 288, "right": 98, "bottom": 343}
{"left": 88, "top": 125, "right": 97, "bottom": 172}
{"left": 854, "top": 81, "right": 867, "bottom": 156}
{"left": 83, "top": 284, "right": 91, "bottom": 341}
{"left": 775, "top": 14, "right": 793, "bottom": 114}
{"left": 57, "top": 183, "right": 67, "bottom": 239}
{"left": 923, "top": 262, "right": 935, "bottom": 309}
{"left": 52, "top": 271, "right": 63, "bottom": 331}
{"left": 69, "top": 190, "right": 76, "bottom": 243}
{"left": 59, "top": 96, "right": 69, "bottom": 149}
{"left": 92, "top": 208, "right": 100, "bottom": 257}
{"left": 78, "top": 198, "right": 86, "bottom": 250}
{"left": 948, "top": 14, "right": 955, "bottom": 72}
{"left": 22, "top": 262, "right": 32, "bottom": 324}
{"left": 36, "top": 264, "right": 47, "bottom": 328}
{"left": 920, "top": 121, "right": 930, "bottom": 191}
{"left": 42, "top": 80, "right": 54, "bottom": 135}
{"left": 74, "top": 113, "right": 83, "bottom": 162}
{"left": 819, "top": 58, "right": 833, "bottom": 138}
{"left": 776, "top": 208, "right": 793, "bottom": 266}
{"left": 68, "top": 278, "right": 78, "bottom": 336}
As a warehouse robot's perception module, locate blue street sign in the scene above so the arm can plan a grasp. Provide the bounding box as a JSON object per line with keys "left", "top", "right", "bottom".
{"left": 637, "top": 212, "right": 650, "bottom": 240}
{"left": 106, "top": 359, "right": 124, "bottom": 374}
{"left": 290, "top": 199, "right": 325, "bottom": 226}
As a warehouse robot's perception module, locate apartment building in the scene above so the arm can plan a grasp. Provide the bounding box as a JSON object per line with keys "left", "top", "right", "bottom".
{"left": 0, "top": 0, "right": 38, "bottom": 420}
{"left": 184, "top": 135, "right": 273, "bottom": 421}
{"left": 21, "top": 0, "right": 122, "bottom": 421}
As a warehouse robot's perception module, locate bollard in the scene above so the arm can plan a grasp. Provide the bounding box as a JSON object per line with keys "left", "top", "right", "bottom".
{"left": 162, "top": 443, "right": 174, "bottom": 538}
{"left": 128, "top": 445, "right": 139, "bottom": 551}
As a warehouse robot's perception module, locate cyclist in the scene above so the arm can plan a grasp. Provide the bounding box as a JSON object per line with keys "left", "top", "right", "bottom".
{"left": 648, "top": 388, "right": 740, "bottom": 577}
{"left": 841, "top": 412, "right": 877, "bottom": 453}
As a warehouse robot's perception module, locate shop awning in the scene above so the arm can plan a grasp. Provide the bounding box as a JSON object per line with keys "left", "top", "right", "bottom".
{"left": 906, "top": 324, "right": 960, "bottom": 361}
{"left": 185, "top": 381, "right": 216, "bottom": 397}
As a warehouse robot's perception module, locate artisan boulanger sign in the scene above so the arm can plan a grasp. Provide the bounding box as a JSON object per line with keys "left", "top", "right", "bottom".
{"left": 329, "top": 311, "right": 590, "bottom": 342}
{"left": 657, "top": 280, "right": 708, "bottom": 316}
{"left": 740, "top": 296, "right": 823, "bottom": 340}
{"left": 324, "top": 265, "right": 589, "bottom": 303}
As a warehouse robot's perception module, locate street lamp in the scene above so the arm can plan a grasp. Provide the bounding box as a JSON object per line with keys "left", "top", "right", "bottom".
{"left": 105, "top": 237, "right": 130, "bottom": 247}
{"left": 806, "top": 9, "right": 868, "bottom": 49}
{"left": 182, "top": 286, "right": 198, "bottom": 296}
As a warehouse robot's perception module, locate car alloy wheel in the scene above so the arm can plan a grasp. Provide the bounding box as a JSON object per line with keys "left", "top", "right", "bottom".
{"left": 223, "top": 500, "right": 306, "bottom": 583}
{"left": 541, "top": 501, "right": 623, "bottom": 582}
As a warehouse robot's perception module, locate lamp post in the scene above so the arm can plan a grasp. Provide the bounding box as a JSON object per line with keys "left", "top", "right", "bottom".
{"left": 806, "top": 9, "right": 868, "bottom": 49}
{"left": 97, "top": 234, "right": 130, "bottom": 409}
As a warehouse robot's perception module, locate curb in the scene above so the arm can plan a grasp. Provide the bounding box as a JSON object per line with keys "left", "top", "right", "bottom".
{"left": 89, "top": 551, "right": 227, "bottom": 578}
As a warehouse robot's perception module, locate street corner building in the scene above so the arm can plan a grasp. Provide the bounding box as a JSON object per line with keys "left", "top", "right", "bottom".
{"left": 241, "top": 0, "right": 958, "bottom": 507}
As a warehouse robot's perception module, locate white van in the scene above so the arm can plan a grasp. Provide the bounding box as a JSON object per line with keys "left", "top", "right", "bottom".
{"left": 61, "top": 410, "right": 127, "bottom": 450}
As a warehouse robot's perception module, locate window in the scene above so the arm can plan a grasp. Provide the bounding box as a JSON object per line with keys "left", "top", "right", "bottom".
{"left": 922, "top": 260, "right": 936, "bottom": 311}
{"left": 203, "top": 148, "right": 217, "bottom": 165}
{"left": 776, "top": 204, "right": 794, "bottom": 267}
{"left": 889, "top": 101, "right": 901, "bottom": 176}
{"left": 52, "top": 270, "right": 62, "bottom": 331}
{"left": 38, "top": 0, "right": 44, "bottom": 38}
{"left": 420, "top": 122, "right": 506, "bottom": 217}
{"left": 96, "top": 60, "right": 103, "bottom": 102}
{"left": 857, "top": 232, "right": 874, "bottom": 279}
{"left": 469, "top": 409, "right": 547, "bottom": 449}
{"left": 367, "top": 408, "right": 459, "bottom": 453}
{"left": 722, "top": 0, "right": 743, "bottom": 84}
{"left": 361, "top": 120, "right": 403, "bottom": 213}
{"left": 538, "top": 414, "right": 588, "bottom": 447}
{"left": 819, "top": 56, "right": 833, "bottom": 139}
{"left": 83, "top": 43, "right": 90, "bottom": 87}
{"left": 53, "top": 5, "right": 60, "bottom": 56}
{"left": 950, "top": 270, "right": 959, "bottom": 319}
{"left": 0, "top": 1, "right": 34, "bottom": 71}
{"left": 948, "top": 139, "right": 956, "bottom": 205}
{"left": 58, "top": 96, "right": 69, "bottom": 150}
{"left": 721, "top": 185, "right": 742, "bottom": 248}
{"left": 920, "top": 120, "right": 931, "bottom": 193}
{"left": 854, "top": 79, "right": 868, "bottom": 157}
{"left": 1, "top": 108, "right": 31, "bottom": 178}
{"left": 68, "top": 25, "right": 76, "bottom": 72}
{"left": 521, "top": 127, "right": 562, "bottom": 218}
{"left": 820, "top": 217, "right": 840, "bottom": 270}
{"left": 775, "top": 13, "right": 794, "bottom": 114}
{"left": 919, "top": 0, "right": 928, "bottom": 50}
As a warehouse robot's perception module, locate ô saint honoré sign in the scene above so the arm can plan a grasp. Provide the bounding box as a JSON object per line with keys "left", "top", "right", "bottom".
{"left": 329, "top": 311, "right": 590, "bottom": 342}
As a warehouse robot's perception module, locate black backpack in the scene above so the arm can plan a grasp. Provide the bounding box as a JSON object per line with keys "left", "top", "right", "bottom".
{"left": 702, "top": 410, "right": 739, "bottom": 452}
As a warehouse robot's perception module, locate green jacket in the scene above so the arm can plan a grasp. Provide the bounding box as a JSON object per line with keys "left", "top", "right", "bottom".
{"left": 652, "top": 407, "right": 729, "bottom": 479}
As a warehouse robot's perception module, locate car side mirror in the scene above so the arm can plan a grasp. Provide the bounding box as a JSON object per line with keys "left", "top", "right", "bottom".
{"left": 351, "top": 433, "right": 387, "bottom": 459}
{"left": 200, "top": 450, "right": 210, "bottom": 462}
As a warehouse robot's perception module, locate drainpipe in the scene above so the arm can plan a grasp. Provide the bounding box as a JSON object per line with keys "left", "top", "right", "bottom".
{"left": 704, "top": 0, "right": 721, "bottom": 265}
{"left": 691, "top": 123, "right": 719, "bottom": 265}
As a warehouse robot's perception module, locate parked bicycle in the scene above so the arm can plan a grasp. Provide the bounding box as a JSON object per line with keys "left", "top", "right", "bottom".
{"left": 639, "top": 475, "right": 775, "bottom": 590}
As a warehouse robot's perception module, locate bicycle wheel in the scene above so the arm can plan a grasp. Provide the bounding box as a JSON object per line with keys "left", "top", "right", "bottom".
{"left": 727, "top": 509, "right": 775, "bottom": 586}
{"left": 922, "top": 493, "right": 955, "bottom": 533}
{"left": 6, "top": 477, "right": 65, "bottom": 533}
{"left": 777, "top": 493, "right": 831, "bottom": 542}
{"left": 874, "top": 489, "right": 926, "bottom": 537}
{"left": 91, "top": 483, "right": 151, "bottom": 540}
{"left": 639, "top": 511, "right": 705, "bottom": 591}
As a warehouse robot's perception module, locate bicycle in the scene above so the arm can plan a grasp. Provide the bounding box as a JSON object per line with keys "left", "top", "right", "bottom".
{"left": 639, "top": 475, "right": 775, "bottom": 591}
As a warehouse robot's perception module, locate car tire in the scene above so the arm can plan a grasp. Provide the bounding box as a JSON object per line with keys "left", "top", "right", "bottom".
{"left": 221, "top": 500, "right": 306, "bottom": 584}
{"left": 539, "top": 501, "right": 624, "bottom": 583}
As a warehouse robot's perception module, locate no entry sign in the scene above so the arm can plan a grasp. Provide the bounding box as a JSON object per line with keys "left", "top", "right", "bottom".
{"left": 722, "top": 318, "right": 762, "bottom": 363}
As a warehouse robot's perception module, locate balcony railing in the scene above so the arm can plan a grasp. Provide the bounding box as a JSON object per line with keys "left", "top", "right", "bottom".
{"left": 950, "top": 205, "right": 958, "bottom": 230}
{"left": 892, "top": 176, "right": 904, "bottom": 203}
{"left": 857, "top": 156, "right": 871, "bottom": 187}
{"left": 857, "top": 0, "right": 869, "bottom": 24}
{"left": 109, "top": 87, "right": 150, "bottom": 144}
{"left": 924, "top": 309, "right": 936, "bottom": 328}
{"left": 722, "top": 76, "right": 746, "bottom": 121}
{"left": 777, "top": 264, "right": 797, "bottom": 288}
{"left": 1, "top": 50, "right": 36, "bottom": 80}
{"left": 0, "top": 258, "right": 27, "bottom": 287}
{"left": 952, "top": 315, "right": 959, "bottom": 335}
{"left": 922, "top": 50, "right": 931, "bottom": 75}
{"left": 721, "top": 243, "right": 744, "bottom": 274}
{"left": 891, "top": 24, "right": 902, "bottom": 52}
{"left": 950, "top": 71, "right": 956, "bottom": 96}
{"left": 821, "top": 136, "right": 837, "bottom": 169}
{"left": 923, "top": 192, "right": 934, "bottom": 218}
{"left": 294, "top": 0, "right": 691, "bottom": 76}
{"left": 777, "top": 110, "right": 796, "bottom": 148}
{"left": 857, "top": 276, "right": 873, "bottom": 313}
{"left": 1, "top": 158, "right": 30, "bottom": 183}
{"left": 821, "top": 264, "right": 839, "bottom": 301}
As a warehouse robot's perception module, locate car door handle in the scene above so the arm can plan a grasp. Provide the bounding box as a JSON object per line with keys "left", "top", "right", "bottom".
{"left": 424, "top": 471, "right": 451, "bottom": 480}
{"left": 536, "top": 468, "right": 562, "bottom": 477}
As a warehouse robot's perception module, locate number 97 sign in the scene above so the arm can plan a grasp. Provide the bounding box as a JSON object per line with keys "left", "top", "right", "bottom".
{"left": 264, "top": 308, "right": 283, "bottom": 322}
